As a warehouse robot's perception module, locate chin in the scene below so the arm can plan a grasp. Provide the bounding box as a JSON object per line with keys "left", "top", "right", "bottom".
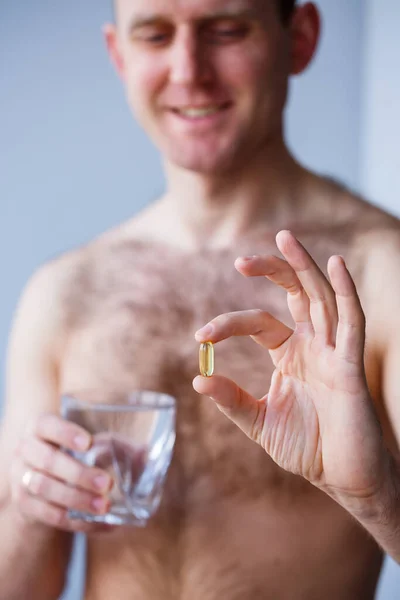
{"left": 166, "top": 145, "right": 240, "bottom": 175}
{"left": 174, "top": 158, "right": 233, "bottom": 174}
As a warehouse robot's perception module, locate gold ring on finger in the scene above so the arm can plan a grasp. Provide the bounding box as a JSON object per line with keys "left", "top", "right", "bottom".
{"left": 21, "top": 469, "right": 34, "bottom": 492}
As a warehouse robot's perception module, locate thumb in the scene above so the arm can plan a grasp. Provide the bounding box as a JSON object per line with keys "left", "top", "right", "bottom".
{"left": 193, "top": 375, "right": 266, "bottom": 445}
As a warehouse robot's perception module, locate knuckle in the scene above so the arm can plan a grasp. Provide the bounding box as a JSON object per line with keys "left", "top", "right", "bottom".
{"left": 63, "top": 485, "right": 83, "bottom": 509}
{"left": 73, "top": 489, "right": 92, "bottom": 511}
{"left": 218, "top": 314, "right": 231, "bottom": 328}
{"left": 59, "top": 454, "right": 84, "bottom": 487}
{"left": 227, "top": 310, "right": 243, "bottom": 326}
{"left": 220, "top": 314, "right": 237, "bottom": 335}
{"left": 72, "top": 462, "right": 89, "bottom": 487}
{"left": 265, "top": 266, "right": 278, "bottom": 278}
{"left": 210, "top": 315, "right": 224, "bottom": 328}
{"left": 30, "top": 472, "right": 48, "bottom": 496}
{"left": 286, "top": 280, "right": 300, "bottom": 295}
{"left": 41, "top": 445, "right": 57, "bottom": 472}
{"left": 309, "top": 294, "right": 325, "bottom": 305}
{"left": 236, "top": 386, "right": 246, "bottom": 411}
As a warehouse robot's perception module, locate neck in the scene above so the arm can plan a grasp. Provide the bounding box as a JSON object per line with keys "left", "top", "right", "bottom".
{"left": 159, "top": 137, "right": 307, "bottom": 249}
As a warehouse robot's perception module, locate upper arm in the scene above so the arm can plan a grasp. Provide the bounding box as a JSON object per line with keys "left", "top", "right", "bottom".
{"left": 382, "top": 336, "right": 400, "bottom": 452}
{"left": 380, "top": 251, "right": 400, "bottom": 451}
{"left": 0, "top": 262, "right": 75, "bottom": 595}
{"left": 0, "top": 262, "right": 67, "bottom": 489}
{"left": 363, "top": 229, "right": 400, "bottom": 453}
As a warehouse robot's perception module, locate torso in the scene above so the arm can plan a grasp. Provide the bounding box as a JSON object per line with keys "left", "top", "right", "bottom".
{"left": 57, "top": 183, "right": 399, "bottom": 599}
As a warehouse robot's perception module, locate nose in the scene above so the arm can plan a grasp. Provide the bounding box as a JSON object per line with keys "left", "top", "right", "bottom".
{"left": 169, "top": 27, "right": 212, "bottom": 86}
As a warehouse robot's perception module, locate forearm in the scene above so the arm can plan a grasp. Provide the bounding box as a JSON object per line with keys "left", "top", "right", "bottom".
{"left": 0, "top": 499, "right": 72, "bottom": 600}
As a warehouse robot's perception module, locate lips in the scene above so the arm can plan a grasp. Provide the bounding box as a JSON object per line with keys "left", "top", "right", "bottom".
{"left": 170, "top": 102, "right": 232, "bottom": 119}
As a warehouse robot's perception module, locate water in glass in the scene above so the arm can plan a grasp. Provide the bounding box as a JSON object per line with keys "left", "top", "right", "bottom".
{"left": 61, "top": 391, "right": 176, "bottom": 526}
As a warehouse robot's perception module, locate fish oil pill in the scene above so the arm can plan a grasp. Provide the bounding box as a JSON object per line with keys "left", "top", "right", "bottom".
{"left": 199, "top": 342, "right": 214, "bottom": 377}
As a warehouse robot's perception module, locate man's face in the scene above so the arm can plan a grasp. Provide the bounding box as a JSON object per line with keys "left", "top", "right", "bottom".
{"left": 109, "top": 0, "right": 292, "bottom": 173}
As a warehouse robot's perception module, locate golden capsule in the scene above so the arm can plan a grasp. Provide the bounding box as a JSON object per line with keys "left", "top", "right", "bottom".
{"left": 199, "top": 342, "right": 214, "bottom": 377}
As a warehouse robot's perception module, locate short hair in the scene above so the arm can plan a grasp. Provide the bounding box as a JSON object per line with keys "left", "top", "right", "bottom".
{"left": 278, "top": 0, "right": 297, "bottom": 24}
{"left": 112, "top": 1, "right": 297, "bottom": 25}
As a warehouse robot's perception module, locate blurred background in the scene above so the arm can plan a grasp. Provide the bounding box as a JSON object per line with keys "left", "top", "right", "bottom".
{"left": 1, "top": 0, "right": 399, "bottom": 598}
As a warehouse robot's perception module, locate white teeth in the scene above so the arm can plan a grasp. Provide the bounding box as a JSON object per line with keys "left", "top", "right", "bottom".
{"left": 177, "top": 106, "right": 222, "bottom": 118}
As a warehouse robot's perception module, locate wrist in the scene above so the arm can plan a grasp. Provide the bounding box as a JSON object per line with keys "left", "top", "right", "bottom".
{"left": 337, "top": 451, "right": 400, "bottom": 525}
{"left": 345, "top": 452, "right": 400, "bottom": 563}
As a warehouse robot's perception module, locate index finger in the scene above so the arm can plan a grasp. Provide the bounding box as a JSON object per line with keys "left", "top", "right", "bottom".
{"left": 32, "top": 413, "right": 92, "bottom": 453}
{"left": 195, "top": 309, "right": 292, "bottom": 350}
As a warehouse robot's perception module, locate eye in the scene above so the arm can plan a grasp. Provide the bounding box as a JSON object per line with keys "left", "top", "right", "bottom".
{"left": 131, "top": 25, "right": 173, "bottom": 46}
{"left": 205, "top": 21, "right": 249, "bottom": 43}
{"left": 214, "top": 27, "right": 247, "bottom": 38}
{"left": 143, "top": 33, "right": 170, "bottom": 44}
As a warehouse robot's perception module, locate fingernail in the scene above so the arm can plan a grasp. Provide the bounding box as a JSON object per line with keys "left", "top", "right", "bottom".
{"left": 240, "top": 255, "right": 258, "bottom": 262}
{"left": 94, "top": 475, "right": 110, "bottom": 491}
{"left": 74, "top": 435, "right": 90, "bottom": 451}
{"left": 192, "top": 376, "right": 202, "bottom": 391}
{"left": 195, "top": 324, "right": 213, "bottom": 339}
{"left": 92, "top": 497, "right": 107, "bottom": 513}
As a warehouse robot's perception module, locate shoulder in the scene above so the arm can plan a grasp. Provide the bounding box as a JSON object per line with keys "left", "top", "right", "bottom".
{"left": 10, "top": 247, "right": 89, "bottom": 354}
{"left": 24, "top": 212, "right": 163, "bottom": 330}
{"left": 29, "top": 211, "right": 149, "bottom": 302}
{"left": 308, "top": 175, "right": 400, "bottom": 309}
{"left": 349, "top": 198, "right": 400, "bottom": 280}
{"left": 340, "top": 196, "right": 400, "bottom": 352}
{"left": 315, "top": 177, "right": 400, "bottom": 257}
{"left": 358, "top": 215, "right": 400, "bottom": 314}
{"left": 329, "top": 182, "right": 400, "bottom": 292}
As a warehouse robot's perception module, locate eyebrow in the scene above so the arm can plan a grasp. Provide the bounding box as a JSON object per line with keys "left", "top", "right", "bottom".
{"left": 128, "top": 8, "right": 258, "bottom": 32}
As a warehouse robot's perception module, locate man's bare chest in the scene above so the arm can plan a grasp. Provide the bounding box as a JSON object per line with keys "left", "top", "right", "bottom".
{"left": 60, "top": 230, "right": 359, "bottom": 394}
{"left": 60, "top": 238, "right": 292, "bottom": 390}
{"left": 62, "top": 236, "right": 383, "bottom": 600}
{"left": 60, "top": 232, "right": 381, "bottom": 506}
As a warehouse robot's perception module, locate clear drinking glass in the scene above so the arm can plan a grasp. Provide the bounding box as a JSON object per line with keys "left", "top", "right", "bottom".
{"left": 61, "top": 391, "right": 176, "bottom": 526}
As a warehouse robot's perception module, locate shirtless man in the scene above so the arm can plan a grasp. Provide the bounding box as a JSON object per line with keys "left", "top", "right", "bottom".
{"left": 1, "top": 0, "right": 400, "bottom": 598}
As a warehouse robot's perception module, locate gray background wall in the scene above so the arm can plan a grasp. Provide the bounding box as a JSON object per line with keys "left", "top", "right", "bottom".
{"left": 360, "top": 0, "right": 400, "bottom": 214}
{"left": 0, "top": 0, "right": 398, "bottom": 598}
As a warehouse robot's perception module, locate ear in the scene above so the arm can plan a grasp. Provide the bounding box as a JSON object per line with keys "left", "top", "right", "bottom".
{"left": 289, "top": 3, "right": 321, "bottom": 75}
{"left": 103, "top": 23, "right": 126, "bottom": 80}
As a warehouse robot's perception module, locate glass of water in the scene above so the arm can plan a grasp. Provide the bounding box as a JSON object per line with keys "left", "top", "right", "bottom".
{"left": 61, "top": 390, "right": 176, "bottom": 526}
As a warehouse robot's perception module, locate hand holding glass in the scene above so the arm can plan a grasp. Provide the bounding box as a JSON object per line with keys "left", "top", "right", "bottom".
{"left": 61, "top": 391, "right": 176, "bottom": 526}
